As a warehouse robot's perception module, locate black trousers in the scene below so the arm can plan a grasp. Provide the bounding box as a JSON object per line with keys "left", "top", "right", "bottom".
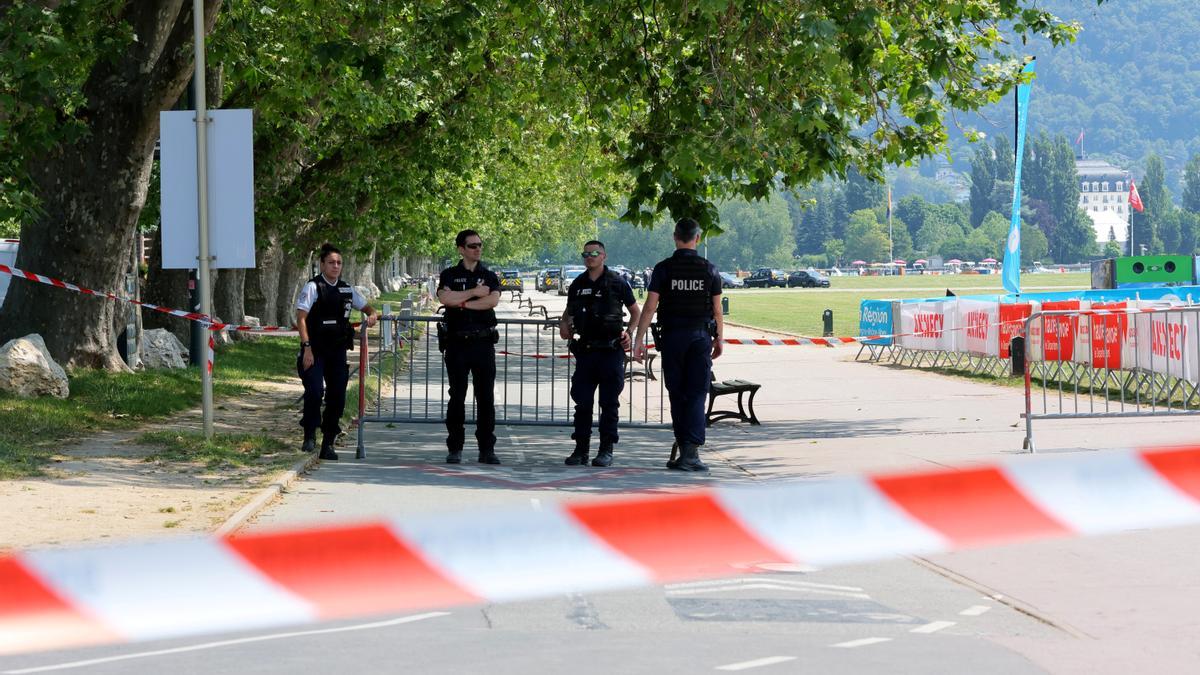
{"left": 570, "top": 348, "right": 626, "bottom": 445}
{"left": 659, "top": 328, "right": 712, "bottom": 447}
{"left": 444, "top": 340, "right": 496, "bottom": 453}
{"left": 297, "top": 347, "right": 349, "bottom": 442}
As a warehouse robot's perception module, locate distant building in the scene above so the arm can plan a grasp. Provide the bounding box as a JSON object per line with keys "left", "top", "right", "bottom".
{"left": 934, "top": 166, "right": 970, "bottom": 203}
{"left": 1076, "top": 158, "right": 1130, "bottom": 245}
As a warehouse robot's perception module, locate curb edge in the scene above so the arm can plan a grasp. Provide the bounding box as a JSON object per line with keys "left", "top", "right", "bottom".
{"left": 214, "top": 452, "right": 321, "bottom": 537}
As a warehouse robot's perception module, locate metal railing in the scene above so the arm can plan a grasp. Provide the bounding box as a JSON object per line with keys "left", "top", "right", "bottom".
{"left": 356, "top": 314, "right": 669, "bottom": 456}
{"left": 1023, "top": 306, "right": 1200, "bottom": 452}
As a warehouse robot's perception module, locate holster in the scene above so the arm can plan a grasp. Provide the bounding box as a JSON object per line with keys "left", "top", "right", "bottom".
{"left": 650, "top": 324, "right": 663, "bottom": 351}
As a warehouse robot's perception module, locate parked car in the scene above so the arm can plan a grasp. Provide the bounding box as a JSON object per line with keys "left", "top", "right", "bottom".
{"left": 743, "top": 268, "right": 787, "bottom": 288}
{"left": 787, "top": 270, "right": 830, "bottom": 288}
{"left": 719, "top": 271, "right": 743, "bottom": 289}
{"left": 536, "top": 268, "right": 561, "bottom": 292}
{"left": 499, "top": 269, "right": 524, "bottom": 291}
{"left": 558, "top": 266, "right": 585, "bottom": 295}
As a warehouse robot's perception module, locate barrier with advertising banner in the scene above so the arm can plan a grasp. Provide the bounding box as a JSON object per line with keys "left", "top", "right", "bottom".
{"left": 897, "top": 301, "right": 956, "bottom": 351}
{"left": 858, "top": 299, "right": 895, "bottom": 346}
{"left": 956, "top": 299, "right": 1000, "bottom": 356}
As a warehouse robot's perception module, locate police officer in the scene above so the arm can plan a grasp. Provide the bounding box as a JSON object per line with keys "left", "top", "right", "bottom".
{"left": 296, "top": 243, "right": 378, "bottom": 461}
{"left": 560, "top": 240, "right": 641, "bottom": 467}
{"left": 437, "top": 229, "right": 502, "bottom": 465}
{"left": 633, "top": 218, "right": 724, "bottom": 471}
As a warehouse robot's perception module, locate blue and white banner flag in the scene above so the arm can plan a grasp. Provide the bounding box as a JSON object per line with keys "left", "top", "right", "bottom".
{"left": 1002, "top": 59, "right": 1036, "bottom": 296}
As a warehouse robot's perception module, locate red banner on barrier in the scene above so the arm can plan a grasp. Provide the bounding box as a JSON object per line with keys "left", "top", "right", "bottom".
{"left": 999, "top": 303, "right": 1031, "bottom": 359}
{"left": 1041, "top": 300, "right": 1080, "bottom": 362}
{"left": 1089, "top": 302, "right": 1127, "bottom": 369}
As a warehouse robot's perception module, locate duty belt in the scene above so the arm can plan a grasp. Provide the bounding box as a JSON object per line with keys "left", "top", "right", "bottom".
{"left": 447, "top": 327, "right": 494, "bottom": 342}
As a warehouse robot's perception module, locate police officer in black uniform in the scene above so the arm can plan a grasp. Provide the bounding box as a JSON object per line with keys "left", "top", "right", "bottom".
{"left": 633, "top": 218, "right": 724, "bottom": 471}
{"left": 560, "top": 240, "right": 641, "bottom": 467}
{"left": 437, "top": 229, "right": 502, "bottom": 465}
{"left": 296, "top": 243, "right": 378, "bottom": 461}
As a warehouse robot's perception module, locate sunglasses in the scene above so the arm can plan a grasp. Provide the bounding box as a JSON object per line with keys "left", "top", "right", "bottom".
{"left": 464, "top": 242, "right": 483, "bottom": 250}
{"left": 581, "top": 250, "right": 603, "bottom": 258}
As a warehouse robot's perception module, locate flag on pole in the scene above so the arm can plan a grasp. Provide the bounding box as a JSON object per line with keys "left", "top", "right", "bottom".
{"left": 1076, "top": 129, "right": 1084, "bottom": 146}
{"left": 1002, "top": 59, "right": 1035, "bottom": 296}
{"left": 886, "top": 185, "right": 893, "bottom": 219}
{"left": 1129, "top": 179, "right": 1145, "bottom": 213}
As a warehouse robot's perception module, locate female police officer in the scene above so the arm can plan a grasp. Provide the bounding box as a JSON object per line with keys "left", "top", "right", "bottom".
{"left": 632, "top": 218, "right": 724, "bottom": 471}
{"left": 559, "top": 240, "right": 640, "bottom": 467}
{"left": 296, "top": 244, "right": 378, "bottom": 460}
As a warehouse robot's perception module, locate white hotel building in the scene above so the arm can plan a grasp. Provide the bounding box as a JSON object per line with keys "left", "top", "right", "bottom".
{"left": 1076, "top": 158, "right": 1131, "bottom": 246}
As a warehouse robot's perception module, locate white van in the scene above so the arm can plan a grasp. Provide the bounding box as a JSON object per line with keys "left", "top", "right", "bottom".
{"left": 0, "top": 239, "right": 18, "bottom": 310}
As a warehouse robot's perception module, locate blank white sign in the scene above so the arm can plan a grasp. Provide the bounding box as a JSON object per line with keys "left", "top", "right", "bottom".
{"left": 160, "top": 109, "right": 256, "bottom": 269}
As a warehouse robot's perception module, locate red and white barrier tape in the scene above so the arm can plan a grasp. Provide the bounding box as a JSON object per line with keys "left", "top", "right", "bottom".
{"left": 4, "top": 445, "right": 1200, "bottom": 655}
{"left": 0, "top": 263, "right": 296, "bottom": 334}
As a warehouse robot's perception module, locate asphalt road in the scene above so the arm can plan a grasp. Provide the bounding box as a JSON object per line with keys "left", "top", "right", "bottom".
{"left": 8, "top": 291, "right": 1200, "bottom": 674}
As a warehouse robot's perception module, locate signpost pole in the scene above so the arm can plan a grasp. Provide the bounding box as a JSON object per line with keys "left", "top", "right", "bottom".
{"left": 193, "top": 0, "right": 214, "bottom": 440}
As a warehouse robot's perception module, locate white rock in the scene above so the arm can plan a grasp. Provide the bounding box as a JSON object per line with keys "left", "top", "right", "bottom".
{"left": 0, "top": 334, "right": 69, "bottom": 399}
{"left": 140, "top": 328, "right": 189, "bottom": 369}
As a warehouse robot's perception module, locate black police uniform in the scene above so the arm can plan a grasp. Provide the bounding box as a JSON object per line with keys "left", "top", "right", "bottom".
{"left": 565, "top": 267, "right": 635, "bottom": 466}
{"left": 438, "top": 261, "right": 501, "bottom": 463}
{"left": 298, "top": 274, "right": 356, "bottom": 453}
{"left": 648, "top": 249, "right": 722, "bottom": 469}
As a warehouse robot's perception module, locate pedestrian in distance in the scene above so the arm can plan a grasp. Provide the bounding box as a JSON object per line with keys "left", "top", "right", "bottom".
{"left": 296, "top": 243, "right": 378, "bottom": 461}
{"left": 560, "top": 240, "right": 641, "bottom": 467}
{"left": 633, "top": 218, "right": 724, "bottom": 471}
{"left": 437, "top": 229, "right": 502, "bottom": 465}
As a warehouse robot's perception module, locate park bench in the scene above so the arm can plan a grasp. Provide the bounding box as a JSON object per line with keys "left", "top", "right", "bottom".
{"left": 706, "top": 372, "right": 761, "bottom": 426}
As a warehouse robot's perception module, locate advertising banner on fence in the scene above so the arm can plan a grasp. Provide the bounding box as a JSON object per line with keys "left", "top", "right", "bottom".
{"left": 1082, "top": 302, "right": 1127, "bottom": 369}
{"left": 999, "top": 303, "right": 1032, "bottom": 359}
{"left": 858, "top": 300, "right": 894, "bottom": 346}
{"left": 898, "top": 301, "right": 956, "bottom": 351}
{"left": 1030, "top": 300, "right": 1081, "bottom": 362}
{"left": 1130, "top": 303, "right": 1199, "bottom": 383}
{"left": 956, "top": 299, "right": 999, "bottom": 356}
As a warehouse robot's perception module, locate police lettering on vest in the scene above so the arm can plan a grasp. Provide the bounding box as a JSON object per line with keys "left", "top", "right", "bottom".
{"left": 656, "top": 254, "right": 713, "bottom": 327}
{"left": 306, "top": 275, "right": 354, "bottom": 351}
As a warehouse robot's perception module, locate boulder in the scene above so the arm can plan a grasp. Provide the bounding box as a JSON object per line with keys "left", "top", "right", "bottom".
{"left": 354, "top": 284, "right": 381, "bottom": 301}
{"left": 141, "top": 328, "right": 189, "bottom": 369}
{"left": 0, "top": 334, "right": 69, "bottom": 399}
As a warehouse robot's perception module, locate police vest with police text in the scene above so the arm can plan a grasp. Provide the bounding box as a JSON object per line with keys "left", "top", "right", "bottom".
{"left": 573, "top": 270, "right": 626, "bottom": 345}
{"left": 656, "top": 254, "right": 713, "bottom": 324}
{"left": 307, "top": 275, "right": 354, "bottom": 350}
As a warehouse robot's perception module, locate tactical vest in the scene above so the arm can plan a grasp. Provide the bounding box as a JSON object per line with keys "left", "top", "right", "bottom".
{"left": 442, "top": 265, "right": 498, "bottom": 335}
{"left": 656, "top": 254, "right": 713, "bottom": 326}
{"left": 307, "top": 275, "right": 354, "bottom": 351}
{"left": 573, "top": 270, "right": 626, "bottom": 346}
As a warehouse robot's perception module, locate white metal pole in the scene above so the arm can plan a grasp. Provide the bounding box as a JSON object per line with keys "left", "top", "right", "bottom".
{"left": 193, "top": 0, "right": 214, "bottom": 439}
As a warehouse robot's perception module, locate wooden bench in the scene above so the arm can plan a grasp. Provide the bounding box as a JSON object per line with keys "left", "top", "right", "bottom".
{"left": 625, "top": 352, "right": 657, "bottom": 381}
{"left": 706, "top": 372, "right": 761, "bottom": 426}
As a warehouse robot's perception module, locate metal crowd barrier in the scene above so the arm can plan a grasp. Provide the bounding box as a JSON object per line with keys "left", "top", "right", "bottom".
{"left": 356, "top": 314, "right": 669, "bottom": 456}
{"left": 1022, "top": 306, "right": 1200, "bottom": 452}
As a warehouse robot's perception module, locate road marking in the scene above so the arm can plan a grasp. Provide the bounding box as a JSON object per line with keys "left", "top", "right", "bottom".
{"left": 3, "top": 612, "right": 452, "bottom": 674}
{"left": 666, "top": 583, "right": 870, "bottom": 599}
{"left": 960, "top": 605, "right": 991, "bottom": 617}
{"left": 667, "top": 577, "right": 864, "bottom": 592}
{"left": 530, "top": 498, "right": 542, "bottom": 511}
{"left": 910, "top": 621, "right": 956, "bottom": 634}
{"left": 830, "top": 637, "right": 892, "bottom": 649}
{"left": 715, "top": 656, "right": 798, "bottom": 671}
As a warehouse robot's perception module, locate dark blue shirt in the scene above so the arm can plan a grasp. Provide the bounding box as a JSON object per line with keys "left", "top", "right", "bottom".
{"left": 566, "top": 267, "right": 636, "bottom": 317}
{"left": 648, "top": 249, "right": 722, "bottom": 297}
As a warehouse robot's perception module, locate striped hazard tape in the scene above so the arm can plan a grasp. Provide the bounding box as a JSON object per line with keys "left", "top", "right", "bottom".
{"left": 4, "top": 445, "right": 1200, "bottom": 655}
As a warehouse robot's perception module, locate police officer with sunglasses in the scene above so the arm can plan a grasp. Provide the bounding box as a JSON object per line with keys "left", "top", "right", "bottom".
{"left": 437, "top": 230, "right": 502, "bottom": 464}
{"left": 560, "top": 240, "right": 640, "bottom": 467}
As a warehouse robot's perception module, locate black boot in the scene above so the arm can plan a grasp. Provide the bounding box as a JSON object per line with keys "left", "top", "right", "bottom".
{"left": 318, "top": 441, "right": 339, "bottom": 461}
{"left": 565, "top": 439, "right": 589, "bottom": 466}
{"left": 592, "top": 441, "right": 613, "bottom": 467}
{"left": 446, "top": 450, "right": 463, "bottom": 464}
{"left": 665, "top": 442, "right": 680, "bottom": 469}
{"left": 301, "top": 430, "right": 316, "bottom": 453}
{"left": 478, "top": 451, "right": 501, "bottom": 465}
{"left": 670, "top": 443, "right": 708, "bottom": 472}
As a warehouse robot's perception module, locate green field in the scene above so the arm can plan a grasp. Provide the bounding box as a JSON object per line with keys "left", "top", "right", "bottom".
{"left": 723, "top": 272, "right": 1090, "bottom": 337}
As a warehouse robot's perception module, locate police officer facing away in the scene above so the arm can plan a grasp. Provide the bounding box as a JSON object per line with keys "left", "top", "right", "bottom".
{"left": 296, "top": 244, "right": 378, "bottom": 461}
{"left": 633, "top": 218, "right": 724, "bottom": 471}
{"left": 560, "top": 240, "right": 641, "bottom": 467}
{"left": 437, "top": 230, "right": 502, "bottom": 465}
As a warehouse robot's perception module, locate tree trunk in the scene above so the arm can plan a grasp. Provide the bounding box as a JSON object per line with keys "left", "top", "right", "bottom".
{"left": 0, "top": 1, "right": 223, "bottom": 369}
{"left": 246, "top": 231, "right": 282, "bottom": 325}
{"left": 143, "top": 226, "right": 194, "bottom": 344}
{"left": 277, "top": 252, "right": 308, "bottom": 328}
{"left": 213, "top": 267, "right": 245, "bottom": 340}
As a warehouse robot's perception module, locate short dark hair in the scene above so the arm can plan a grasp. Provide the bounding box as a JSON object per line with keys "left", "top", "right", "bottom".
{"left": 583, "top": 240, "right": 605, "bottom": 250}
{"left": 674, "top": 218, "right": 702, "bottom": 242}
{"left": 318, "top": 243, "right": 341, "bottom": 262}
{"left": 456, "top": 229, "right": 481, "bottom": 248}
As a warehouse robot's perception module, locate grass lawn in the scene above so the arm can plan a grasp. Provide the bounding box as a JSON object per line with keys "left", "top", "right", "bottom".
{"left": 0, "top": 336, "right": 299, "bottom": 479}
{"left": 723, "top": 272, "right": 1090, "bottom": 337}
